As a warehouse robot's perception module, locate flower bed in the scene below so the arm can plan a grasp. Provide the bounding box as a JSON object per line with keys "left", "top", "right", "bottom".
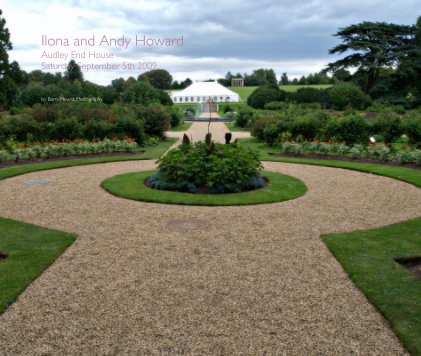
{"left": 0, "top": 138, "right": 139, "bottom": 163}
{"left": 147, "top": 141, "right": 264, "bottom": 194}
{"left": 276, "top": 141, "right": 421, "bottom": 166}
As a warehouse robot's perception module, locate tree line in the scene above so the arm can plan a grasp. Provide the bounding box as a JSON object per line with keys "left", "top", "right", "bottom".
{"left": 0, "top": 7, "right": 420, "bottom": 109}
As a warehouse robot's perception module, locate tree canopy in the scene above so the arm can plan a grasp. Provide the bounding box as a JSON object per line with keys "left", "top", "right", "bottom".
{"left": 138, "top": 69, "right": 173, "bottom": 90}
{"left": 325, "top": 21, "right": 415, "bottom": 93}
{"left": 64, "top": 60, "right": 84, "bottom": 82}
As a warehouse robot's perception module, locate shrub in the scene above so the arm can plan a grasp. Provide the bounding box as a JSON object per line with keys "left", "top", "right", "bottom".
{"left": 235, "top": 109, "right": 254, "bottom": 128}
{"left": 264, "top": 101, "right": 289, "bottom": 110}
{"left": 28, "top": 104, "right": 61, "bottom": 122}
{"left": 263, "top": 120, "right": 292, "bottom": 146}
{"left": 184, "top": 107, "right": 196, "bottom": 118}
{"left": 5, "top": 116, "right": 42, "bottom": 142}
{"left": 290, "top": 115, "right": 321, "bottom": 141}
{"left": 53, "top": 118, "right": 82, "bottom": 141}
{"left": 325, "top": 114, "right": 370, "bottom": 144}
{"left": 329, "top": 83, "right": 371, "bottom": 110}
{"left": 247, "top": 84, "right": 286, "bottom": 109}
{"left": 121, "top": 81, "right": 172, "bottom": 106}
{"left": 251, "top": 115, "right": 279, "bottom": 141}
{"left": 371, "top": 116, "right": 404, "bottom": 144}
{"left": 403, "top": 115, "right": 421, "bottom": 145}
{"left": 83, "top": 120, "right": 114, "bottom": 141}
{"left": 287, "top": 88, "right": 330, "bottom": 107}
{"left": 167, "top": 106, "right": 183, "bottom": 127}
{"left": 140, "top": 103, "right": 170, "bottom": 138}
{"left": 113, "top": 117, "right": 145, "bottom": 144}
{"left": 148, "top": 142, "right": 263, "bottom": 193}
{"left": 223, "top": 104, "right": 234, "bottom": 113}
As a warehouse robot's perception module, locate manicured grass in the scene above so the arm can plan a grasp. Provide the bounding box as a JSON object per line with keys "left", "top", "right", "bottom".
{"left": 228, "top": 84, "right": 332, "bottom": 101}
{"left": 0, "top": 217, "right": 76, "bottom": 314}
{"left": 101, "top": 170, "right": 307, "bottom": 206}
{"left": 240, "top": 138, "right": 421, "bottom": 187}
{"left": 0, "top": 138, "right": 176, "bottom": 182}
{"left": 0, "top": 138, "right": 175, "bottom": 314}
{"left": 224, "top": 122, "right": 250, "bottom": 132}
{"left": 323, "top": 218, "right": 421, "bottom": 355}
{"left": 279, "top": 84, "right": 332, "bottom": 92}
{"left": 227, "top": 87, "right": 256, "bottom": 101}
{"left": 168, "top": 122, "right": 192, "bottom": 131}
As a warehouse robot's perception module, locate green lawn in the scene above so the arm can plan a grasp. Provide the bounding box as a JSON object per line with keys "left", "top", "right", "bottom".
{"left": 224, "top": 122, "right": 250, "bottom": 132}
{"left": 168, "top": 122, "right": 192, "bottom": 132}
{"left": 0, "top": 138, "right": 175, "bottom": 314}
{"left": 279, "top": 84, "right": 332, "bottom": 92}
{"left": 0, "top": 217, "right": 76, "bottom": 314}
{"left": 101, "top": 170, "right": 307, "bottom": 206}
{"left": 323, "top": 219, "right": 421, "bottom": 355}
{"left": 228, "top": 84, "right": 332, "bottom": 101}
{"left": 227, "top": 87, "right": 256, "bottom": 101}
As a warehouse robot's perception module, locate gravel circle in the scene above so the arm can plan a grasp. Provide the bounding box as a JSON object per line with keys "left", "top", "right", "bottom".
{"left": 0, "top": 158, "right": 420, "bottom": 355}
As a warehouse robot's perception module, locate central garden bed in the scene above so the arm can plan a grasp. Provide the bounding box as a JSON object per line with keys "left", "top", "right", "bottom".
{"left": 102, "top": 136, "right": 307, "bottom": 205}
{"left": 101, "top": 170, "right": 306, "bottom": 205}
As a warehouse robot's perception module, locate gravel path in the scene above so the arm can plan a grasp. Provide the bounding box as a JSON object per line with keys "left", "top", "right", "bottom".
{"left": 166, "top": 122, "right": 251, "bottom": 146}
{"left": 0, "top": 158, "right": 420, "bottom": 354}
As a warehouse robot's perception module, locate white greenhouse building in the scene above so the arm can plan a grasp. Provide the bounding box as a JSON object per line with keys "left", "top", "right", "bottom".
{"left": 170, "top": 81, "right": 240, "bottom": 104}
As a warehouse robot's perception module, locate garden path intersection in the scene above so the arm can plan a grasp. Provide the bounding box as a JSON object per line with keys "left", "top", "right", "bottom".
{"left": 1, "top": 123, "right": 421, "bottom": 354}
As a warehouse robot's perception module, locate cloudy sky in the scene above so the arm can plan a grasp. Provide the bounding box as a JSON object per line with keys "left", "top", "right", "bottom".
{"left": 1, "top": 0, "right": 418, "bottom": 85}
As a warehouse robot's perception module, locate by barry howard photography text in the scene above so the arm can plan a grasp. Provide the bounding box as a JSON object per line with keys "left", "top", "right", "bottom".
{"left": 40, "top": 96, "right": 103, "bottom": 103}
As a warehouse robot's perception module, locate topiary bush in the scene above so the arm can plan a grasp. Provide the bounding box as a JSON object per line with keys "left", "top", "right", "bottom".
{"left": 247, "top": 84, "right": 286, "bottom": 109}
{"left": 147, "top": 142, "right": 263, "bottom": 194}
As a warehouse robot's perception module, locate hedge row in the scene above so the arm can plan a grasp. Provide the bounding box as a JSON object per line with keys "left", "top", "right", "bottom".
{"left": 0, "top": 102, "right": 183, "bottom": 147}
{"left": 247, "top": 110, "right": 421, "bottom": 146}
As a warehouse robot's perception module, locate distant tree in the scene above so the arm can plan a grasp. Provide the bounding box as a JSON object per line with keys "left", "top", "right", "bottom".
{"left": 217, "top": 71, "right": 234, "bottom": 86}
{"left": 280, "top": 72, "right": 289, "bottom": 85}
{"left": 291, "top": 78, "right": 299, "bottom": 85}
{"left": 244, "top": 68, "right": 277, "bottom": 86}
{"left": 395, "top": 16, "right": 421, "bottom": 100}
{"left": 111, "top": 77, "right": 126, "bottom": 92}
{"left": 138, "top": 69, "right": 173, "bottom": 89}
{"left": 169, "top": 80, "right": 180, "bottom": 89}
{"left": 101, "top": 85, "right": 118, "bottom": 104}
{"left": 0, "top": 9, "right": 21, "bottom": 108}
{"left": 0, "top": 9, "right": 12, "bottom": 77}
{"left": 332, "top": 68, "right": 352, "bottom": 82}
{"left": 121, "top": 81, "right": 172, "bottom": 106}
{"left": 325, "top": 21, "right": 414, "bottom": 92}
{"left": 64, "top": 59, "right": 84, "bottom": 82}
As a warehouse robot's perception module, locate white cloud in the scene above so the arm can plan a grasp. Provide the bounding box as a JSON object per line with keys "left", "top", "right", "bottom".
{"left": 1, "top": 0, "right": 419, "bottom": 85}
